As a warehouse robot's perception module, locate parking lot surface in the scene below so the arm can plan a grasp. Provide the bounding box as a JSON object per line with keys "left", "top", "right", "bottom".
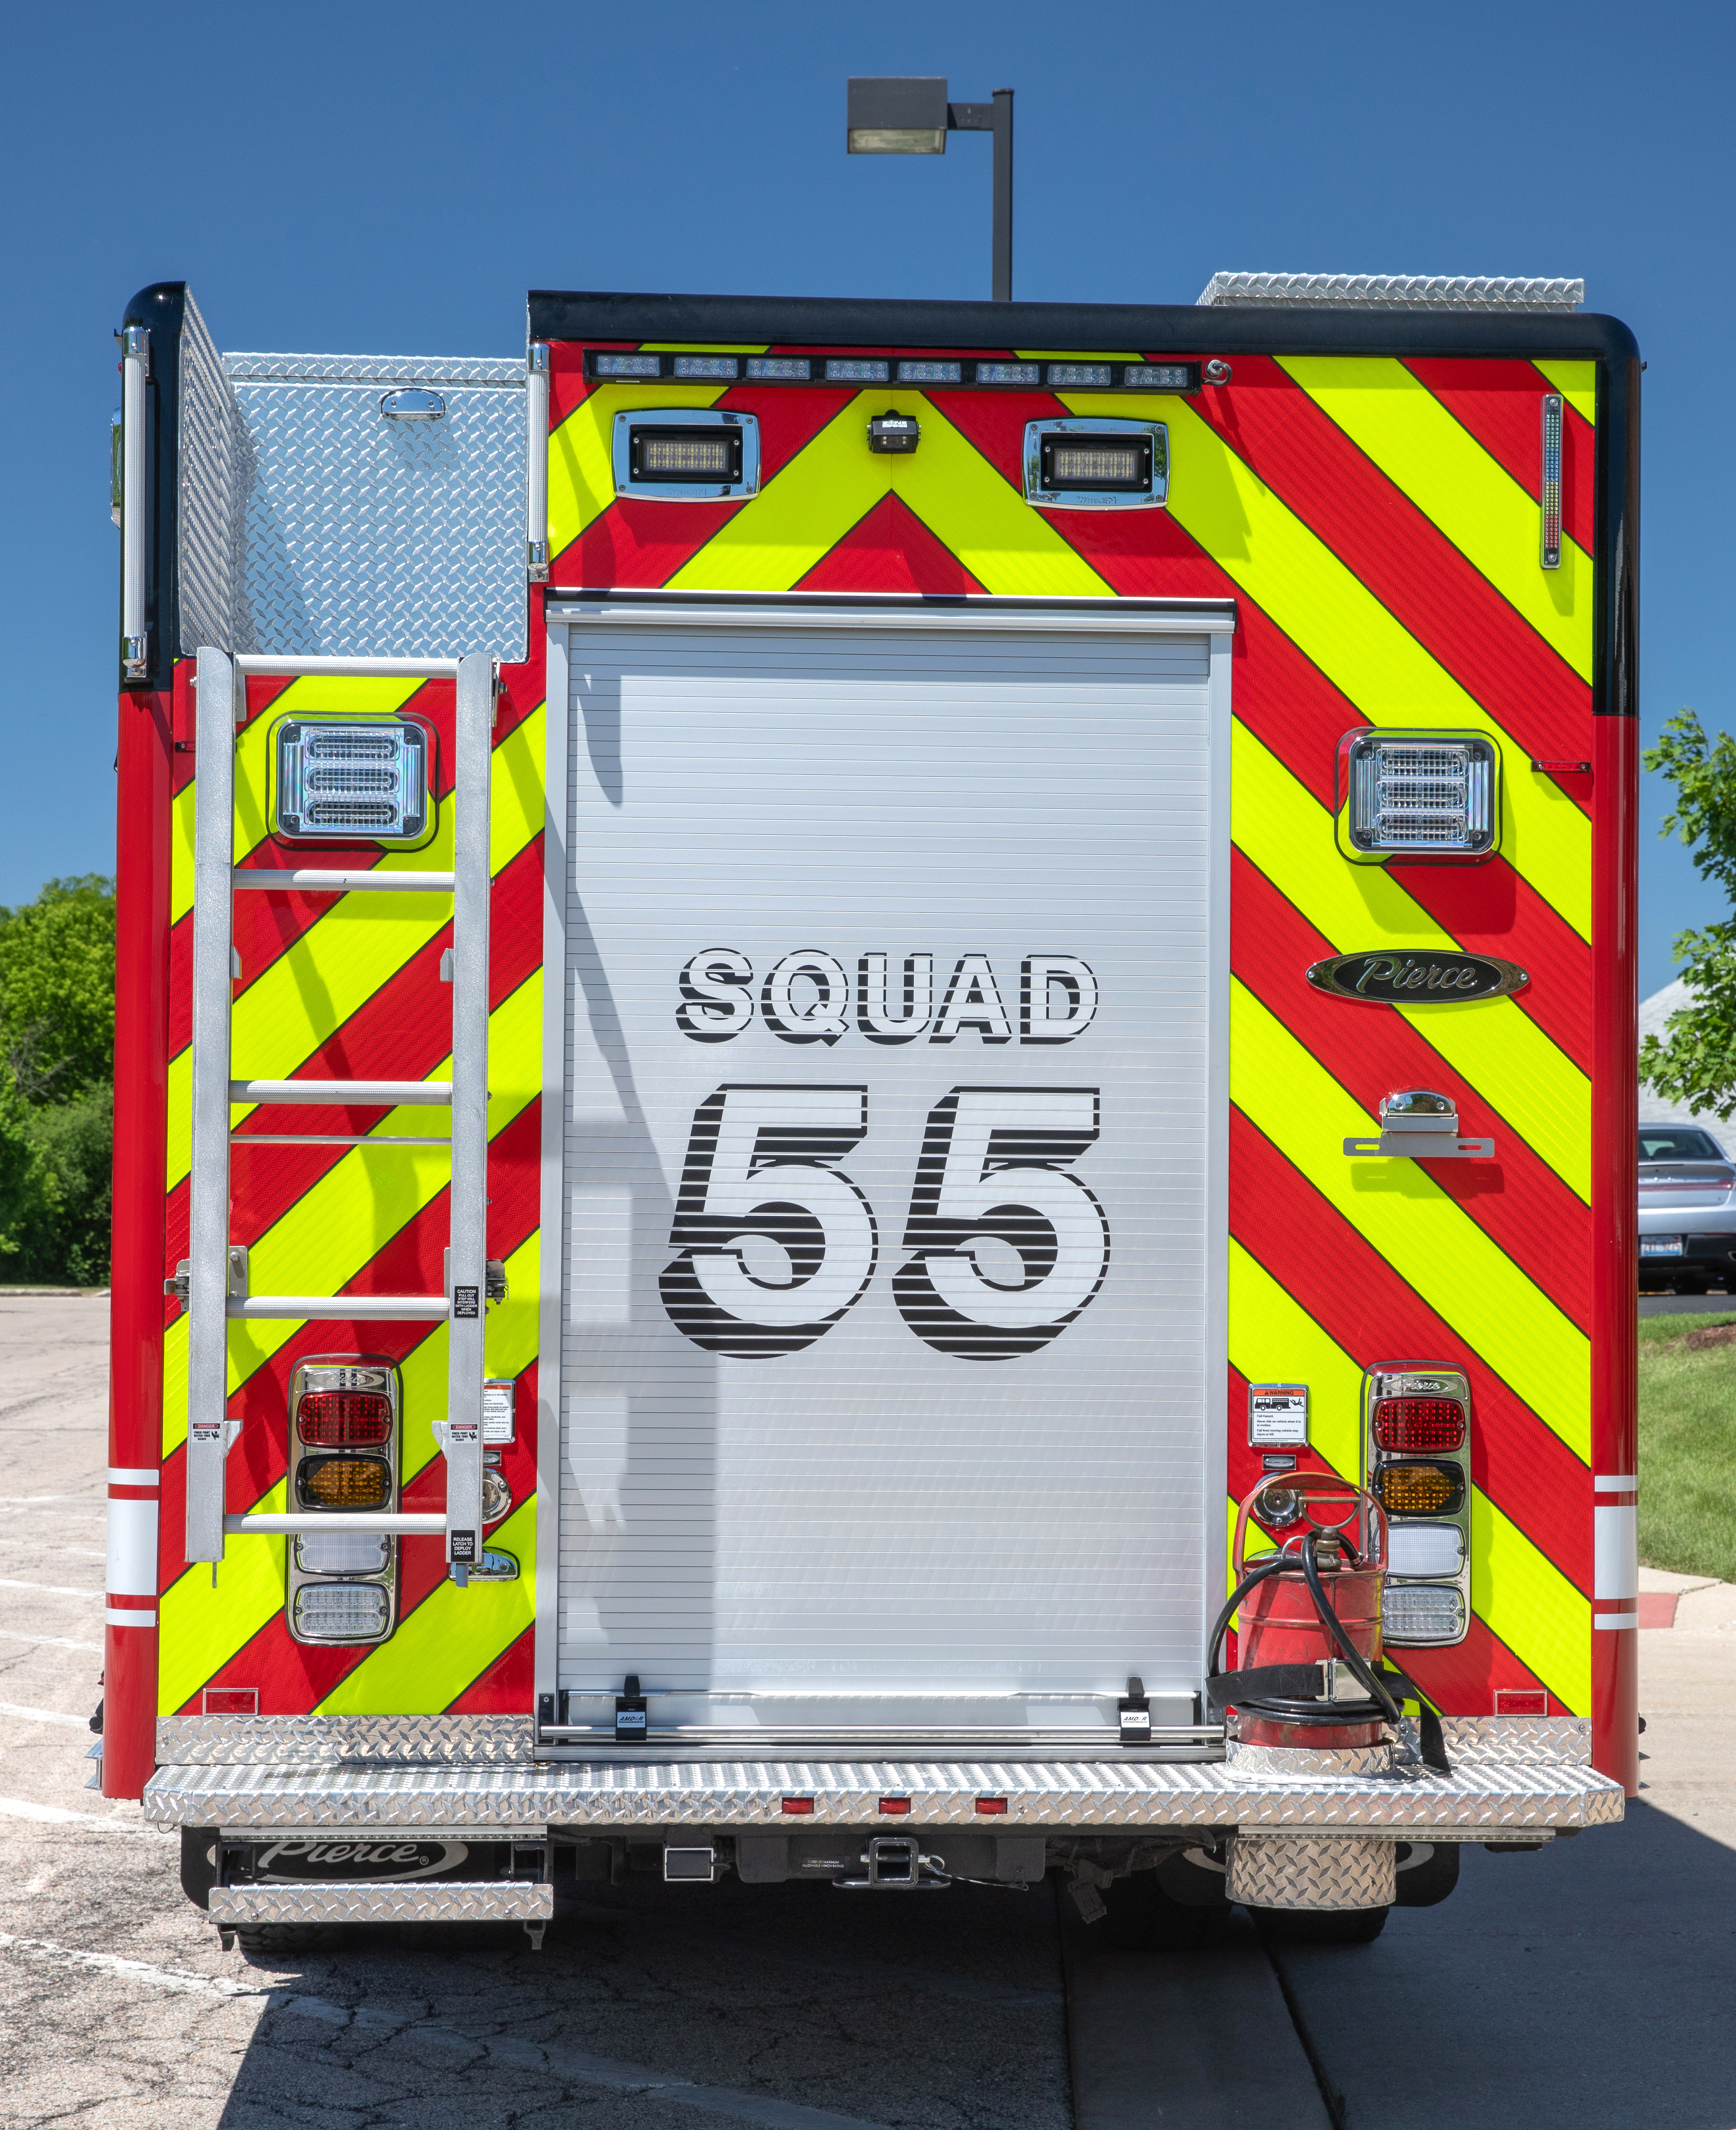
{"left": 2, "top": 1296, "right": 1733, "bottom": 2129}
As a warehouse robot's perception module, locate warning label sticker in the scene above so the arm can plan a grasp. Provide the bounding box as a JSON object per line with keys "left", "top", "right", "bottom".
{"left": 1248, "top": 1384, "right": 1309, "bottom": 1447}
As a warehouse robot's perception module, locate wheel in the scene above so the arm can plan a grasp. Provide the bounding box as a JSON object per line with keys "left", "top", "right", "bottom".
{"left": 1394, "top": 1840, "right": 1460, "bottom": 1908}
{"left": 1099, "top": 1854, "right": 1233, "bottom": 1948}
{"left": 232, "top": 1924, "right": 343, "bottom": 1959}
{"left": 1251, "top": 1903, "right": 1388, "bottom": 1945}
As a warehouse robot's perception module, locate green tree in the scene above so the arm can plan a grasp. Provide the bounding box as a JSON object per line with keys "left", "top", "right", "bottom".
{"left": 0, "top": 876, "right": 114, "bottom": 1284}
{"left": 1641, "top": 712, "right": 1736, "bottom": 1120}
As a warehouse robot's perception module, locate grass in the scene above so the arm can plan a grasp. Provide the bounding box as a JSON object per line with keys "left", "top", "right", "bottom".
{"left": 1636, "top": 1309, "right": 1736, "bottom": 1581}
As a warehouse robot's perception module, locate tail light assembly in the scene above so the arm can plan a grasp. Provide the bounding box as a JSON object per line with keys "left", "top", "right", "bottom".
{"left": 1362, "top": 1365, "right": 1471, "bottom": 1648}
{"left": 286, "top": 1356, "right": 401, "bottom": 1646}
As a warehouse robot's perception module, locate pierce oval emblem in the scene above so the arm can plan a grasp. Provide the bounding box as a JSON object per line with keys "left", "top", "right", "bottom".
{"left": 1305, "top": 951, "right": 1529, "bottom": 1003}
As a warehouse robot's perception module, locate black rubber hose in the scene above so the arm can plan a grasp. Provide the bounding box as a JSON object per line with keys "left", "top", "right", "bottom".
{"left": 1204, "top": 1553, "right": 1295, "bottom": 1685}
{"left": 1299, "top": 1532, "right": 1405, "bottom": 1728}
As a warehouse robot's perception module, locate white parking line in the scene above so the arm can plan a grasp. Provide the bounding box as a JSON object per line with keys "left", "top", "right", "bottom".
{"left": 0, "top": 1628, "right": 102, "bottom": 1653}
{"left": 0, "top": 1930, "right": 901, "bottom": 2129}
{"left": 0, "top": 1578, "right": 102, "bottom": 1598}
{"left": 0, "top": 1701, "right": 93, "bottom": 1731}
{"left": 0, "top": 1496, "right": 105, "bottom": 1506}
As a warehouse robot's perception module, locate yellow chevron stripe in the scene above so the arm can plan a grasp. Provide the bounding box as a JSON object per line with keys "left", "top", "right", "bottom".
{"left": 1276, "top": 357, "right": 1592, "bottom": 680}
{"left": 161, "top": 973, "right": 543, "bottom": 1456}
{"left": 165, "top": 705, "right": 545, "bottom": 1190}
{"left": 1227, "top": 1244, "right": 1588, "bottom": 1708}
{"left": 1057, "top": 389, "right": 1593, "bottom": 941}
{"left": 1533, "top": 359, "right": 1597, "bottom": 431}
{"left": 548, "top": 382, "right": 727, "bottom": 568}
{"left": 156, "top": 1230, "right": 539, "bottom": 1714}
{"left": 1228, "top": 1240, "right": 1362, "bottom": 1481}
{"left": 1231, "top": 977, "right": 1590, "bottom": 1460}
{"left": 669, "top": 391, "right": 1109, "bottom": 596}
{"left": 1232, "top": 721, "right": 1590, "bottom": 1200}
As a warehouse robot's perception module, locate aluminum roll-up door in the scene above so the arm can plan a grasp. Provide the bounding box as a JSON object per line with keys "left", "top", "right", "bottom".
{"left": 549, "top": 609, "right": 1229, "bottom": 1735}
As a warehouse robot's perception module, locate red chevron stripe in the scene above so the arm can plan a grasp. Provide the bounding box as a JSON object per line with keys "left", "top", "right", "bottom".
{"left": 1183, "top": 357, "right": 1592, "bottom": 778}
{"left": 1405, "top": 358, "right": 1596, "bottom": 559}
{"left": 1225, "top": 1369, "right": 1556, "bottom": 1714}
{"left": 1233, "top": 848, "right": 1591, "bottom": 1319}
{"left": 446, "top": 1624, "right": 534, "bottom": 1713}
{"left": 1231, "top": 1106, "right": 1591, "bottom": 1592}
{"left": 797, "top": 493, "right": 987, "bottom": 596}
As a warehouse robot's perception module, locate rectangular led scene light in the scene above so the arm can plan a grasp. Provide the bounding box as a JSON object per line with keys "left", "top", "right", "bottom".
{"left": 274, "top": 719, "right": 431, "bottom": 845}
{"left": 1339, "top": 731, "right": 1500, "bottom": 861}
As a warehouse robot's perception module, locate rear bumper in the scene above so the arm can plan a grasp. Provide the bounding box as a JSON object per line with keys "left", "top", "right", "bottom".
{"left": 143, "top": 1714, "right": 1622, "bottom": 1840}
{"left": 206, "top": 1880, "right": 553, "bottom": 1928}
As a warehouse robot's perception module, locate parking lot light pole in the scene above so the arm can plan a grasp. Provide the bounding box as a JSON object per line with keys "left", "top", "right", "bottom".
{"left": 846, "top": 77, "right": 1014, "bottom": 301}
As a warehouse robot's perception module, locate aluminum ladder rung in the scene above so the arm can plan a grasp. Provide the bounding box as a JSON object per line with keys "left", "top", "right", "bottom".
{"left": 227, "top": 1294, "right": 449, "bottom": 1321}
{"left": 184, "top": 648, "right": 493, "bottom": 1572}
{"left": 231, "top": 1078, "right": 452, "bottom": 1107}
{"left": 233, "top": 868, "right": 456, "bottom": 893}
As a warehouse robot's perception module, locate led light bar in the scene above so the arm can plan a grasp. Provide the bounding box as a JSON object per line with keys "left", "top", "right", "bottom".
{"left": 274, "top": 718, "right": 432, "bottom": 846}
{"left": 1339, "top": 730, "right": 1500, "bottom": 861}
{"left": 1540, "top": 393, "right": 1563, "bottom": 570}
{"left": 583, "top": 352, "right": 1201, "bottom": 393}
{"left": 635, "top": 431, "right": 740, "bottom": 479}
{"left": 1124, "top": 363, "right": 1193, "bottom": 389}
{"left": 293, "top": 1583, "right": 391, "bottom": 1639}
{"left": 672, "top": 354, "right": 740, "bottom": 380}
{"left": 826, "top": 358, "right": 890, "bottom": 382}
{"left": 975, "top": 361, "right": 1040, "bottom": 385}
{"left": 1381, "top": 1582, "right": 1466, "bottom": 1644}
{"left": 592, "top": 352, "right": 662, "bottom": 378}
{"left": 1046, "top": 362, "right": 1112, "bottom": 387}
{"left": 898, "top": 360, "right": 961, "bottom": 383}
{"left": 747, "top": 356, "right": 811, "bottom": 380}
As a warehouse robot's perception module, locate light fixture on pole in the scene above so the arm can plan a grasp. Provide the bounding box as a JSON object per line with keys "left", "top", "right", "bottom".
{"left": 846, "top": 77, "right": 1014, "bottom": 302}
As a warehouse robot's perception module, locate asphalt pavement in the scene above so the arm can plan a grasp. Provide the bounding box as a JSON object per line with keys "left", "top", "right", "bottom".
{"left": 1, "top": 1296, "right": 1732, "bottom": 2130}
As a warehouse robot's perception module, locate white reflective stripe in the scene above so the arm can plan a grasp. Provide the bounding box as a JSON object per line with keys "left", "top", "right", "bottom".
{"left": 105, "top": 1497, "right": 159, "bottom": 1598}
{"left": 1594, "top": 1474, "right": 1637, "bottom": 1491}
{"left": 107, "top": 1468, "right": 159, "bottom": 1490}
{"left": 1594, "top": 1504, "right": 1638, "bottom": 1599}
{"left": 1594, "top": 1611, "right": 1638, "bottom": 1630}
{"left": 105, "top": 1607, "right": 156, "bottom": 1629}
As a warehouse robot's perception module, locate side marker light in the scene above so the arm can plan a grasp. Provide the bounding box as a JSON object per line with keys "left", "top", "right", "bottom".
{"left": 1540, "top": 393, "right": 1563, "bottom": 570}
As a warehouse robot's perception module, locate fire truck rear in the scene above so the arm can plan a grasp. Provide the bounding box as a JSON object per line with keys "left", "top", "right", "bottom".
{"left": 102, "top": 272, "right": 1635, "bottom": 1951}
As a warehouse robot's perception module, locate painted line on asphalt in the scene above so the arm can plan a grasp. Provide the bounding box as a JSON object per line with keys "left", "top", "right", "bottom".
{"left": 0, "top": 1578, "right": 103, "bottom": 1598}
{"left": 0, "top": 1628, "right": 102, "bottom": 1653}
{"left": 0, "top": 1496, "right": 106, "bottom": 1506}
{"left": 0, "top": 1796, "right": 174, "bottom": 1840}
{"left": 0, "top": 1701, "right": 93, "bottom": 1731}
{"left": 0, "top": 1930, "right": 902, "bottom": 2130}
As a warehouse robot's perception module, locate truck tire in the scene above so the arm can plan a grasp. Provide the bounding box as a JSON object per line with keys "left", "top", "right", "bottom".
{"left": 233, "top": 1924, "right": 343, "bottom": 1959}
{"left": 1100, "top": 1856, "right": 1232, "bottom": 1948}
{"left": 1251, "top": 1904, "right": 1388, "bottom": 1945}
{"left": 1394, "top": 1840, "right": 1460, "bottom": 1907}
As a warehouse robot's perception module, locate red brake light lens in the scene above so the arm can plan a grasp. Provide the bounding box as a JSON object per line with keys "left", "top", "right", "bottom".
{"left": 297, "top": 1391, "right": 392, "bottom": 1447}
{"left": 1372, "top": 1396, "right": 1465, "bottom": 1453}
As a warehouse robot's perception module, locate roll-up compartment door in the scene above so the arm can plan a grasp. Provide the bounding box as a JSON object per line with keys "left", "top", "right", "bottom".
{"left": 553, "top": 612, "right": 1228, "bottom": 1737}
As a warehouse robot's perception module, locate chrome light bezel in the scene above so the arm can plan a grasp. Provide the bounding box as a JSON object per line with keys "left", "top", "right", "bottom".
{"left": 271, "top": 713, "right": 436, "bottom": 849}
{"left": 1022, "top": 417, "right": 1169, "bottom": 511}
{"left": 1336, "top": 728, "right": 1502, "bottom": 864}
{"left": 1361, "top": 1364, "right": 1472, "bottom": 1650}
{"left": 285, "top": 1355, "right": 401, "bottom": 1646}
{"left": 611, "top": 407, "right": 761, "bottom": 503}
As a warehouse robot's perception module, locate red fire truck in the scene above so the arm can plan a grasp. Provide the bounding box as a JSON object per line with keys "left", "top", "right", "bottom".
{"left": 103, "top": 270, "right": 1634, "bottom": 1951}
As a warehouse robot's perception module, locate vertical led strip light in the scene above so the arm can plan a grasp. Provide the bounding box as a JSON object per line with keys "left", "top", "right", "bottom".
{"left": 120, "top": 325, "right": 149, "bottom": 678}
{"left": 1540, "top": 392, "right": 1564, "bottom": 571}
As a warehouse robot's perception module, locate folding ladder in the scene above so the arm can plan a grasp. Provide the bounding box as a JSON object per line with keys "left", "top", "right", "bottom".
{"left": 180, "top": 648, "right": 494, "bottom": 1580}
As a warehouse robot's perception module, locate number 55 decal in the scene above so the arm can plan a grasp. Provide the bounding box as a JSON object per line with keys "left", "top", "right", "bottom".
{"left": 893, "top": 1087, "right": 1110, "bottom": 1359}
{"left": 660, "top": 1086, "right": 878, "bottom": 1357}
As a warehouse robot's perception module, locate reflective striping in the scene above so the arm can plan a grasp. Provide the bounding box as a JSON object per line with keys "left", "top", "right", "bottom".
{"left": 1276, "top": 357, "right": 1593, "bottom": 681}
{"left": 156, "top": 1478, "right": 288, "bottom": 1715}
{"left": 105, "top": 1497, "right": 159, "bottom": 1598}
{"left": 1405, "top": 358, "right": 1597, "bottom": 562}
{"left": 106, "top": 1609, "right": 157, "bottom": 1630}
{"left": 1232, "top": 720, "right": 1591, "bottom": 1200}
{"left": 1466, "top": 1487, "right": 1591, "bottom": 1712}
{"left": 1594, "top": 1505, "right": 1639, "bottom": 1601}
{"left": 108, "top": 1469, "right": 159, "bottom": 1489}
{"left": 1227, "top": 1241, "right": 1362, "bottom": 1480}
{"left": 548, "top": 381, "right": 727, "bottom": 561}
{"left": 1533, "top": 359, "right": 1597, "bottom": 430}
{"left": 1231, "top": 978, "right": 1591, "bottom": 1458}
{"left": 1594, "top": 1614, "right": 1638, "bottom": 1631}
{"left": 1594, "top": 1475, "right": 1637, "bottom": 1491}
{"left": 1076, "top": 388, "right": 1594, "bottom": 940}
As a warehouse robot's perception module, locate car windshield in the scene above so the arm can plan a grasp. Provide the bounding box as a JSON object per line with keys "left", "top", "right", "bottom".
{"left": 1639, "top": 1128, "right": 1726, "bottom": 1162}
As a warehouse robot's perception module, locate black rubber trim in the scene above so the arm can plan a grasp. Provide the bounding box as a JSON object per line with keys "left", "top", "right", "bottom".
{"left": 116, "top": 281, "right": 189, "bottom": 694}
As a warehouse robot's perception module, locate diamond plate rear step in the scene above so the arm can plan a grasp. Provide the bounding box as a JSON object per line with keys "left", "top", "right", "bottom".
{"left": 207, "top": 1878, "right": 553, "bottom": 1949}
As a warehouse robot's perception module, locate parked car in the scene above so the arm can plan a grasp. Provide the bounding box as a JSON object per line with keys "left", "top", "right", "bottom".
{"left": 1639, "top": 1124, "right": 1736, "bottom": 1293}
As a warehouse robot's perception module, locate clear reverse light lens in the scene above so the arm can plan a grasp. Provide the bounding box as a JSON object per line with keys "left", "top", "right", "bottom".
{"left": 1382, "top": 1582, "right": 1465, "bottom": 1644}
{"left": 294, "top": 1583, "right": 390, "bottom": 1638}
{"left": 296, "top": 1531, "right": 391, "bottom": 1576}
{"left": 1387, "top": 1523, "right": 1465, "bottom": 1577}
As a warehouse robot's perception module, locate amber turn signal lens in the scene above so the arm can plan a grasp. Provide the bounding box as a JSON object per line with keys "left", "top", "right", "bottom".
{"left": 1374, "top": 1462, "right": 1464, "bottom": 1518}
{"left": 297, "top": 1391, "right": 392, "bottom": 1447}
{"left": 298, "top": 1456, "right": 391, "bottom": 1511}
{"left": 1372, "top": 1396, "right": 1465, "bottom": 1453}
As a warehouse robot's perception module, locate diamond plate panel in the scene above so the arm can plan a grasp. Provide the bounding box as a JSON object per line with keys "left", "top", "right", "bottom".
{"left": 156, "top": 1715, "right": 533, "bottom": 1765}
{"left": 1226, "top": 1740, "right": 1400, "bottom": 1778}
{"left": 177, "top": 292, "right": 250, "bottom": 655}
{"left": 1440, "top": 1716, "right": 1591, "bottom": 1763}
{"left": 1226, "top": 1832, "right": 1396, "bottom": 1911}
{"left": 207, "top": 1880, "right": 552, "bottom": 1927}
{"left": 142, "top": 1745, "right": 1625, "bottom": 1834}
{"left": 1195, "top": 272, "right": 1584, "bottom": 313}
{"left": 224, "top": 358, "right": 525, "bottom": 662}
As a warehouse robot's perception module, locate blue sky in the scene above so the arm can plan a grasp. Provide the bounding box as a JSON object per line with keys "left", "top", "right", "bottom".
{"left": 2, "top": 0, "right": 1730, "bottom": 997}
